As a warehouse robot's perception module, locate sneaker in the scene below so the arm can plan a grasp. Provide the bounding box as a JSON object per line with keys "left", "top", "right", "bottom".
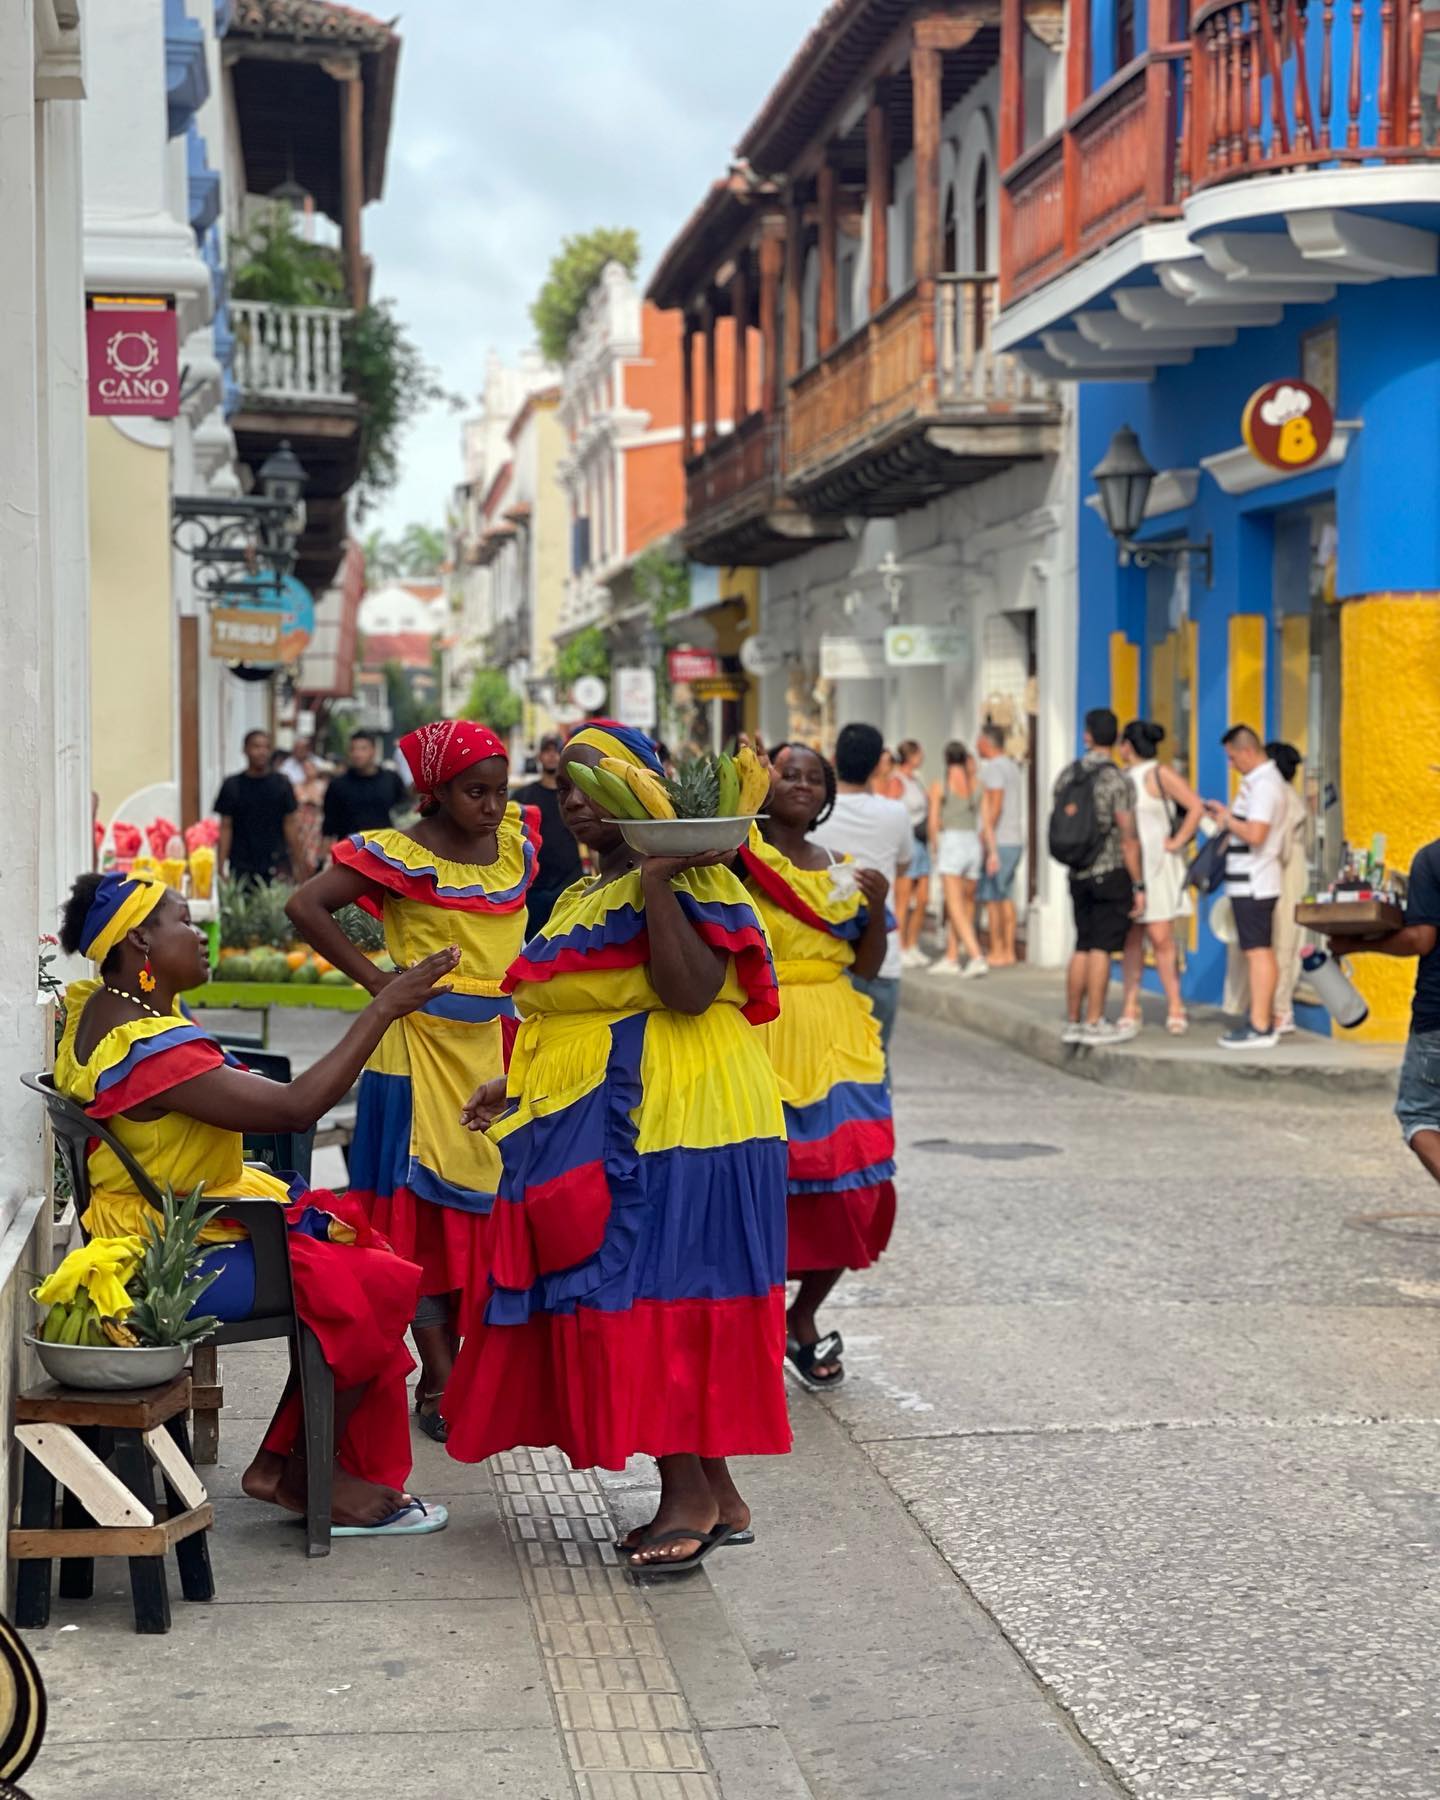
{"left": 1218, "top": 1022, "right": 1279, "bottom": 1050}
{"left": 1112, "top": 1015, "right": 1141, "bottom": 1043}
{"left": 902, "top": 947, "right": 933, "bottom": 970}
{"left": 1274, "top": 1011, "right": 1296, "bottom": 1036}
{"left": 1060, "top": 1020, "right": 1086, "bottom": 1045}
{"left": 931, "top": 960, "right": 962, "bottom": 978}
{"left": 960, "top": 957, "right": 990, "bottom": 980}
{"left": 1082, "top": 1019, "right": 1120, "bottom": 1045}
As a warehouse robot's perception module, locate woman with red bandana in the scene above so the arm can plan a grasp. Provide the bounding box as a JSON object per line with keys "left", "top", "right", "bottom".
{"left": 287, "top": 721, "right": 539, "bottom": 1440}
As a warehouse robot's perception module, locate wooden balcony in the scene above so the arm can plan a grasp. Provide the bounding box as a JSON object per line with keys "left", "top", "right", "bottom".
{"left": 683, "top": 412, "right": 844, "bottom": 567}
{"left": 783, "top": 276, "right": 1061, "bottom": 516}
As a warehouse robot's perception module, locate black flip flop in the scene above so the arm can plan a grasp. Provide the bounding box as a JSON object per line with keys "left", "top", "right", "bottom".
{"left": 627, "top": 1524, "right": 737, "bottom": 1578}
{"left": 615, "top": 1524, "right": 754, "bottom": 1552}
{"left": 414, "top": 1391, "right": 449, "bottom": 1443}
{"left": 785, "top": 1330, "right": 845, "bottom": 1389}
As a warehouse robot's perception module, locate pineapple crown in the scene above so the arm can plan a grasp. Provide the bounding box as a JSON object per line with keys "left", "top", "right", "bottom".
{"left": 664, "top": 756, "right": 722, "bottom": 820}
{"left": 125, "top": 1184, "right": 224, "bottom": 1349}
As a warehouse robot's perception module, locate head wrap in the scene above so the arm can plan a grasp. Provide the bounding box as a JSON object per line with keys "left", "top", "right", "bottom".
{"left": 566, "top": 720, "right": 665, "bottom": 777}
{"left": 398, "top": 720, "right": 508, "bottom": 815}
{"left": 80, "top": 873, "right": 168, "bottom": 965}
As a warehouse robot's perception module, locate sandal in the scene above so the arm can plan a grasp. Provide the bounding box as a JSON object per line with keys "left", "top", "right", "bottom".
{"left": 332, "top": 1497, "right": 449, "bottom": 1538}
{"left": 627, "top": 1524, "right": 736, "bottom": 1578}
{"left": 616, "top": 1523, "right": 754, "bottom": 1551}
{"left": 785, "top": 1330, "right": 845, "bottom": 1389}
{"left": 1166, "top": 1012, "right": 1189, "bottom": 1036}
{"left": 414, "top": 1389, "right": 449, "bottom": 1443}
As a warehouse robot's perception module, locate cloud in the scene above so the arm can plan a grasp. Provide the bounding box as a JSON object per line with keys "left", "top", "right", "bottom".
{"left": 1259, "top": 384, "right": 1311, "bottom": 427}
{"left": 362, "top": 0, "right": 822, "bottom": 536}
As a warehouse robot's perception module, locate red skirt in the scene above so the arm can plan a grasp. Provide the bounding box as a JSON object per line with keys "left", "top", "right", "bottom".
{"left": 358, "top": 1186, "right": 489, "bottom": 1308}
{"left": 258, "top": 1195, "right": 421, "bottom": 1492}
{"left": 786, "top": 1179, "right": 896, "bottom": 1276}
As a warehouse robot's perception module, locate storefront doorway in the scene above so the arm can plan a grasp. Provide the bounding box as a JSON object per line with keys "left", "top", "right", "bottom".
{"left": 1273, "top": 501, "right": 1341, "bottom": 888}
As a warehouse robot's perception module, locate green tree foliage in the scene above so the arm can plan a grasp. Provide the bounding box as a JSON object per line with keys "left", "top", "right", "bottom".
{"left": 531, "top": 228, "right": 641, "bottom": 365}
{"left": 632, "top": 542, "right": 690, "bottom": 628}
{"left": 552, "top": 626, "right": 611, "bottom": 697}
{"left": 384, "top": 659, "right": 439, "bottom": 738}
{"left": 361, "top": 521, "right": 446, "bottom": 581}
{"left": 463, "top": 668, "right": 523, "bottom": 735}
{"left": 229, "top": 208, "right": 345, "bottom": 307}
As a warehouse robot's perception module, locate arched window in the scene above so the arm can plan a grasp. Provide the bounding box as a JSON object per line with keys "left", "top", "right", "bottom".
{"left": 942, "top": 185, "right": 958, "bottom": 274}
{"left": 972, "top": 157, "right": 990, "bottom": 274}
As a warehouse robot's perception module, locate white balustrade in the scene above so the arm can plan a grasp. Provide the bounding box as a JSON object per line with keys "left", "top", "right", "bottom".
{"left": 935, "top": 274, "right": 1057, "bottom": 408}
{"left": 230, "top": 300, "right": 354, "bottom": 403}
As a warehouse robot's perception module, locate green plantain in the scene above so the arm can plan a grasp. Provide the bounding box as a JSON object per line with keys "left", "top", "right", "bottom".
{"left": 715, "top": 753, "right": 741, "bottom": 817}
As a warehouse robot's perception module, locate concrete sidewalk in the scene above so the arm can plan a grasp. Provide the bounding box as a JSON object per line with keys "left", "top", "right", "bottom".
{"left": 901, "top": 963, "right": 1402, "bottom": 1102}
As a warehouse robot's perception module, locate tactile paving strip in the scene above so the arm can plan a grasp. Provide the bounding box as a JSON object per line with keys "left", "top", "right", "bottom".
{"left": 489, "top": 1448, "right": 722, "bottom": 1798}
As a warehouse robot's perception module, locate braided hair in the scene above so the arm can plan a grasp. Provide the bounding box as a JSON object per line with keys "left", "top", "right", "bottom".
{"left": 772, "top": 742, "right": 837, "bottom": 829}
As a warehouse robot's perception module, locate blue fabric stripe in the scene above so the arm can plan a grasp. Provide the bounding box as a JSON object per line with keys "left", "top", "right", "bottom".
{"left": 348, "top": 830, "right": 536, "bottom": 905}
{"left": 347, "top": 1069, "right": 415, "bottom": 1197}
{"left": 404, "top": 1156, "right": 496, "bottom": 1214}
{"left": 783, "top": 1079, "right": 892, "bottom": 1143}
{"left": 420, "top": 990, "right": 515, "bottom": 1023}
{"left": 92, "top": 1023, "right": 212, "bottom": 1093}
{"left": 496, "top": 1080, "right": 613, "bottom": 1199}
{"left": 673, "top": 892, "right": 766, "bottom": 936}
{"left": 521, "top": 901, "right": 647, "bottom": 964}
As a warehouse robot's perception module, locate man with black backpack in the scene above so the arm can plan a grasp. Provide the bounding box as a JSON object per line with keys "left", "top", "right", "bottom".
{"left": 1050, "top": 708, "right": 1144, "bottom": 1045}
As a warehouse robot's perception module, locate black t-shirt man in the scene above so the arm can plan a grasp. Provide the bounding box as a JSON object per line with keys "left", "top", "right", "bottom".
{"left": 513, "top": 778, "right": 583, "bottom": 933}
{"left": 1405, "top": 840, "right": 1440, "bottom": 1035}
{"left": 215, "top": 770, "right": 297, "bottom": 882}
{"left": 323, "top": 766, "right": 407, "bottom": 843}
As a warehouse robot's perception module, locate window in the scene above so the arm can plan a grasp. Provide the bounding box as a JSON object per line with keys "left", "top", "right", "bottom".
{"left": 943, "top": 186, "right": 958, "bottom": 273}
{"left": 1115, "top": 0, "right": 1136, "bottom": 67}
{"left": 972, "top": 158, "right": 991, "bottom": 275}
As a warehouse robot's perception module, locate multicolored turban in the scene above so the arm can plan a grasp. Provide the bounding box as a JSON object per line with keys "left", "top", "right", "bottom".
{"left": 79, "top": 873, "right": 168, "bottom": 965}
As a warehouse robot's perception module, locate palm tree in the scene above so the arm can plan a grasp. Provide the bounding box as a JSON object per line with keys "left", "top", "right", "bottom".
{"left": 397, "top": 521, "right": 447, "bottom": 577}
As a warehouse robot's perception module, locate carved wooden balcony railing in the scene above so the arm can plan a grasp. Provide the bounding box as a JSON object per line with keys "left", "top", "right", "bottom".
{"left": 685, "top": 412, "right": 779, "bottom": 522}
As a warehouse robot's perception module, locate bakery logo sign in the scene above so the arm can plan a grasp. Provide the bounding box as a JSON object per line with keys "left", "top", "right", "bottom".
{"left": 1240, "top": 379, "right": 1334, "bottom": 474}
{"left": 86, "top": 296, "right": 179, "bottom": 418}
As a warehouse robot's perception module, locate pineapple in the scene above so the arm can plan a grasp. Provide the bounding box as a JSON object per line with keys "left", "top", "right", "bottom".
{"left": 125, "top": 1185, "right": 224, "bottom": 1350}
{"left": 664, "top": 756, "right": 721, "bottom": 820}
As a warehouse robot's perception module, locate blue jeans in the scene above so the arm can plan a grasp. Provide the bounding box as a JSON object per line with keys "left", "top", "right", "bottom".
{"left": 850, "top": 972, "right": 899, "bottom": 1061}
{"left": 1396, "top": 1028, "right": 1440, "bottom": 1143}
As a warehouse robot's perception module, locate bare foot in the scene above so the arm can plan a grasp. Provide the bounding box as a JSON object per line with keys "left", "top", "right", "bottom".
{"left": 273, "top": 1456, "right": 409, "bottom": 1527}
{"left": 240, "top": 1449, "right": 287, "bottom": 1506}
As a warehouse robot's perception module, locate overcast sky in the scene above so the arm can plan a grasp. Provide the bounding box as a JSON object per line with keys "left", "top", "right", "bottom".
{"left": 364, "top": 0, "right": 822, "bottom": 540}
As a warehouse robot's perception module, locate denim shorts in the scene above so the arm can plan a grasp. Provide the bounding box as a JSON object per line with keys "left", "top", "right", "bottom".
{"left": 1395, "top": 1028, "right": 1440, "bottom": 1143}
{"left": 937, "top": 829, "right": 982, "bottom": 880}
{"left": 978, "top": 843, "right": 1022, "bottom": 904}
{"left": 906, "top": 836, "right": 932, "bottom": 880}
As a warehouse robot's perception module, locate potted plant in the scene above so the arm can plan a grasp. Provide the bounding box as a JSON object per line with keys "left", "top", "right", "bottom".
{"left": 27, "top": 1186, "right": 223, "bottom": 1390}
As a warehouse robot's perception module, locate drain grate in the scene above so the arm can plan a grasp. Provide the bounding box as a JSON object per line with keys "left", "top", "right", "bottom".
{"left": 912, "top": 1139, "right": 1061, "bottom": 1160}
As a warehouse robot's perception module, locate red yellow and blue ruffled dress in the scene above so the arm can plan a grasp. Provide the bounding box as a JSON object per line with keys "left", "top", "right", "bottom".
{"left": 740, "top": 830, "right": 896, "bottom": 1273}
{"left": 443, "top": 865, "right": 791, "bottom": 1471}
{"left": 334, "top": 805, "right": 539, "bottom": 1307}
{"left": 54, "top": 982, "right": 422, "bottom": 1492}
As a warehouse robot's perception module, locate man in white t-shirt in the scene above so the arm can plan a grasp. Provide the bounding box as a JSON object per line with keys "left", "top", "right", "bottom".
{"left": 811, "top": 721, "right": 911, "bottom": 1060}
{"left": 1206, "top": 723, "right": 1286, "bottom": 1051}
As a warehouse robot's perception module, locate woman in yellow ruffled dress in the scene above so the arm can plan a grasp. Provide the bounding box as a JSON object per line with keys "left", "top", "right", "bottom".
{"left": 286, "top": 721, "right": 538, "bottom": 1441}
{"left": 446, "top": 722, "right": 791, "bottom": 1575}
{"left": 739, "top": 743, "right": 896, "bottom": 1390}
{"left": 52, "top": 869, "right": 459, "bottom": 1533}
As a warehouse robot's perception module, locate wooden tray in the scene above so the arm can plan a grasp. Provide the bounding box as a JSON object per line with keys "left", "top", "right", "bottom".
{"left": 1294, "top": 899, "right": 1404, "bottom": 938}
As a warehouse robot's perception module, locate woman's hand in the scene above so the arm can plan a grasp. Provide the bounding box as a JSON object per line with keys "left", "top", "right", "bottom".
{"left": 460, "top": 1076, "right": 508, "bottom": 1132}
{"left": 640, "top": 849, "right": 730, "bottom": 884}
{"left": 853, "top": 866, "right": 890, "bottom": 908}
{"left": 374, "top": 947, "right": 460, "bottom": 1021}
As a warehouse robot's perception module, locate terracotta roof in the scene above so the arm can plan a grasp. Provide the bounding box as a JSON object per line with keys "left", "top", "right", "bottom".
{"left": 648, "top": 178, "right": 757, "bottom": 312}
{"left": 230, "top": 0, "right": 395, "bottom": 49}
{"left": 361, "top": 630, "right": 434, "bottom": 670}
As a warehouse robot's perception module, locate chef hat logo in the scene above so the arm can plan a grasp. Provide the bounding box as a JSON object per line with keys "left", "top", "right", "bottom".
{"left": 1259, "top": 384, "right": 1312, "bottom": 427}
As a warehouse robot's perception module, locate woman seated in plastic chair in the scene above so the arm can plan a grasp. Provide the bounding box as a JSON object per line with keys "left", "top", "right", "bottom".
{"left": 52, "top": 870, "right": 460, "bottom": 1537}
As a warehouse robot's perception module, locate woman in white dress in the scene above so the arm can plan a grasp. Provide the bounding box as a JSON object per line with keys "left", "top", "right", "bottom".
{"left": 886, "top": 740, "right": 932, "bottom": 967}
{"left": 1117, "top": 721, "right": 1205, "bottom": 1035}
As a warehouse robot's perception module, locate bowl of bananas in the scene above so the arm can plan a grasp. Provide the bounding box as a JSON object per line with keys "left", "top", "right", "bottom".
{"left": 25, "top": 1335, "right": 188, "bottom": 1391}
{"left": 568, "top": 745, "right": 770, "bottom": 858}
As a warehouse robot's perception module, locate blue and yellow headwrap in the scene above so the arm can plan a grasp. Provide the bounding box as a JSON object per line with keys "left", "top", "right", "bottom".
{"left": 566, "top": 720, "right": 665, "bottom": 777}
{"left": 80, "top": 873, "right": 168, "bottom": 965}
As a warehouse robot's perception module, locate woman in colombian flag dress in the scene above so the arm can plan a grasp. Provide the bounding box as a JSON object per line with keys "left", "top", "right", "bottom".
{"left": 286, "top": 721, "right": 539, "bottom": 1441}
{"left": 739, "top": 742, "right": 896, "bottom": 1390}
{"left": 445, "top": 722, "right": 791, "bottom": 1574}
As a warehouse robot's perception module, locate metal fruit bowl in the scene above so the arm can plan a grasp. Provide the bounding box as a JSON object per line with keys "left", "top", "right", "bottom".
{"left": 25, "top": 1335, "right": 187, "bottom": 1390}
{"left": 619, "top": 815, "right": 763, "bottom": 857}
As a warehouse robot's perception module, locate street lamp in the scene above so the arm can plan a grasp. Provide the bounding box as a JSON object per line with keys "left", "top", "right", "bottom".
{"left": 1091, "top": 423, "right": 1212, "bottom": 585}
{"left": 171, "top": 440, "right": 310, "bottom": 601}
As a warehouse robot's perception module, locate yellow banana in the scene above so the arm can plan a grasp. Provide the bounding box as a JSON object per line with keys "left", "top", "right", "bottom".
{"left": 620, "top": 762, "right": 676, "bottom": 820}
{"left": 735, "top": 747, "right": 769, "bottom": 814}
{"left": 101, "top": 1317, "right": 141, "bottom": 1349}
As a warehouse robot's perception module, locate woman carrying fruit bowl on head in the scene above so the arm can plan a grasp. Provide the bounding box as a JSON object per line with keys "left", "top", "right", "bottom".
{"left": 285, "top": 721, "right": 540, "bottom": 1443}
{"left": 53, "top": 868, "right": 460, "bottom": 1534}
{"left": 446, "top": 722, "right": 792, "bottom": 1576}
{"left": 738, "top": 741, "right": 896, "bottom": 1391}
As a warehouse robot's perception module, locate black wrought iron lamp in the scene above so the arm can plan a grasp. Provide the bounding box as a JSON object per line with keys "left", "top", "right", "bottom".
{"left": 171, "top": 439, "right": 309, "bottom": 601}
{"left": 1092, "top": 424, "right": 1212, "bottom": 586}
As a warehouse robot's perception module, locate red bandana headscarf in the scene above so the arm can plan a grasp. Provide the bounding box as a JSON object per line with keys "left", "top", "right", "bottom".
{"left": 398, "top": 721, "right": 508, "bottom": 815}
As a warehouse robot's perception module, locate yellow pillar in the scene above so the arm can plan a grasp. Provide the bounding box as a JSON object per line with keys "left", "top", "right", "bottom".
{"left": 1227, "top": 614, "right": 1266, "bottom": 794}
{"left": 1108, "top": 631, "right": 1139, "bottom": 742}
{"left": 1149, "top": 633, "right": 1176, "bottom": 745}
{"left": 1278, "top": 613, "right": 1309, "bottom": 756}
{"left": 1340, "top": 591, "right": 1440, "bottom": 1042}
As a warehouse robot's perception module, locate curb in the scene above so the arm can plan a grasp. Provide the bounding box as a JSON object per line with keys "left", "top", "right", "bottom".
{"left": 900, "top": 973, "right": 1399, "bottom": 1105}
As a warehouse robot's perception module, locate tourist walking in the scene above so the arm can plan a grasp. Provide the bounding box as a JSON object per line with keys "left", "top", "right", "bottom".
{"left": 321, "top": 730, "right": 409, "bottom": 854}
{"left": 1225, "top": 741, "right": 1308, "bottom": 1034}
{"left": 811, "top": 722, "right": 912, "bottom": 1056}
{"left": 285, "top": 721, "right": 539, "bottom": 1442}
{"left": 888, "top": 739, "right": 932, "bottom": 968}
{"left": 1051, "top": 708, "right": 1143, "bottom": 1044}
{"left": 1205, "top": 725, "right": 1287, "bottom": 1049}
{"left": 1117, "top": 720, "right": 1204, "bottom": 1035}
{"left": 215, "top": 730, "right": 305, "bottom": 885}
{"left": 976, "top": 723, "right": 1025, "bottom": 966}
{"left": 740, "top": 743, "right": 895, "bottom": 1391}
{"left": 512, "top": 731, "right": 585, "bottom": 935}
{"left": 929, "top": 739, "right": 988, "bottom": 978}
{"left": 445, "top": 722, "right": 789, "bottom": 1576}
{"left": 54, "top": 867, "right": 460, "bottom": 1534}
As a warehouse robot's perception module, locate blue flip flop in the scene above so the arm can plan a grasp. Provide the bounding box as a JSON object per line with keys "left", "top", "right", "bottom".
{"left": 332, "top": 1498, "right": 449, "bottom": 1538}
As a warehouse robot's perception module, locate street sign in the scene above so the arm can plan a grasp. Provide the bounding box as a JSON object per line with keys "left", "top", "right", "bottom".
{"left": 210, "top": 608, "right": 282, "bottom": 661}
{"left": 1241, "top": 379, "right": 1334, "bottom": 472}
{"left": 884, "top": 623, "right": 969, "bottom": 667}
{"left": 613, "top": 665, "right": 657, "bottom": 729}
{"left": 86, "top": 295, "right": 179, "bottom": 418}
{"left": 571, "top": 674, "right": 607, "bottom": 712}
{"left": 820, "top": 635, "right": 887, "bottom": 680}
{"left": 667, "top": 648, "right": 719, "bottom": 683}
{"left": 739, "top": 633, "right": 786, "bottom": 676}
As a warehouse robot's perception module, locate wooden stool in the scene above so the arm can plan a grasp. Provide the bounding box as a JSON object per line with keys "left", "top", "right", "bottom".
{"left": 10, "top": 1374, "right": 215, "bottom": 1635}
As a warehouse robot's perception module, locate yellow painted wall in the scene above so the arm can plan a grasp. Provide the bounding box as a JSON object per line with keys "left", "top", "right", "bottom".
{"left": 1278, "top": 613, "right": 1309, "bottom": 756}
{"left": 1227, "top": 614, "right": 1266, "bottom": 794}
{"left": 1340, "top": 591, "right": 1440, "bottom": 1042}
{"left": 1108, "top": 631, "right": 1138, "bottom": 739}
{"left": 88, "top": 420, "right": 174, "bottom": 820}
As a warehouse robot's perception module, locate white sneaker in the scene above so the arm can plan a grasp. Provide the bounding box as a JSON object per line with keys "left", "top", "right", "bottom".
{"left": 903, "top": 947, "right": 933, "bottom": 970}
{"left": 931, "top": 960, "right": 962, "bottom": 978}
{"left": 1111, "top": 1016, "right": 1141, "bottom": 1043}
{"left": 1274, "top": 1012, "right": 1296, "bottom": 1036}
{"left": 960, "top": 957, "right": 990, "bottom": 979}
{"left": 1060, "top": 1020, "right": 1086, "bottom": 1045}
{"left": 1082, "top": 1019, "right": 1119, "bottom": 1045}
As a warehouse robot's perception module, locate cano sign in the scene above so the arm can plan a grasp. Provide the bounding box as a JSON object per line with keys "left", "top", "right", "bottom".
{"left": 1241, "top": 379, "right": 1334, "bottom": 473}
{"left": 86, "top": 296, "right": 179, "bottom": 418}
